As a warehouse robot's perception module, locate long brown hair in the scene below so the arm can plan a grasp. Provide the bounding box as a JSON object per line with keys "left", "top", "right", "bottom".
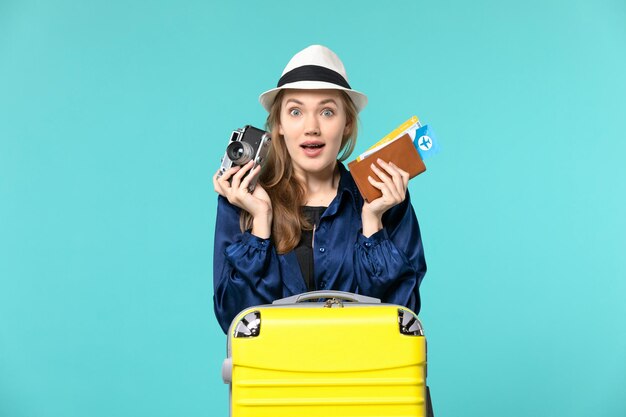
{"left": 241, "top": 89, "right": 359, "bottom": 254}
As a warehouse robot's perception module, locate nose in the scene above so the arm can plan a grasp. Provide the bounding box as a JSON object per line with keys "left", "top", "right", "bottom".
{"left": 304, "top": 114, "right": 321, "bottom": 136}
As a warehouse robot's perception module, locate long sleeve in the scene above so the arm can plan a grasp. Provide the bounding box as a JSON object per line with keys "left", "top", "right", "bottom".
{"left": 212, "top": 196, "right": 283, "bottom": 333}
{"left": 353, "top": 191, "right": 427, "bottom": 314}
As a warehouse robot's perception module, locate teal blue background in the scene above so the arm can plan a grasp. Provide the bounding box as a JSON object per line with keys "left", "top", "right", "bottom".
{"left": 1, "top": 1, "right": 625, "bottom": 416}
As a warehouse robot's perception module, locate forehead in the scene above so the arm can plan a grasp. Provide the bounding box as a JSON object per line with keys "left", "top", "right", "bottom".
{"left": 281, "top": 89, "right": 343, "bottom": 105}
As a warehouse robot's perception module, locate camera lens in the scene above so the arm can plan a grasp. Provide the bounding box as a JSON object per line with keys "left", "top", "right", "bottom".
{"left": 226, "top": 141, "right": 254, "bottom": 165}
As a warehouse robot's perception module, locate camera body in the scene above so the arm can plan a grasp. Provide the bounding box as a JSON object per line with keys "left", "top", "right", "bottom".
{"left": 218, "top": 125, "right": 272, "bottom": 192}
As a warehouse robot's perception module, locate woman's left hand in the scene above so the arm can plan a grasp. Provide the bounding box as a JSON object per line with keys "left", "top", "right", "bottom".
{"left": 361, "top": 159, "right": 409, "bottom": 237}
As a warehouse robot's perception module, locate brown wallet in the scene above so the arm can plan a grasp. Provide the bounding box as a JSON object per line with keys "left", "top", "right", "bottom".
{"left": 347, "top": 133, "right": 426, "bottom": 203}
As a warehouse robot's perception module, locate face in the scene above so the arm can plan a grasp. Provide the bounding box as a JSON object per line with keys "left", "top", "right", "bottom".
{"left": 278, "top": 89, "right": 351, "bottom": 178}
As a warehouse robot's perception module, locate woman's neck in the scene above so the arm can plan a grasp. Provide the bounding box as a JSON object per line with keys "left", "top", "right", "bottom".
{"left": 295, "top": 163, "right": 340, "bottom": 207}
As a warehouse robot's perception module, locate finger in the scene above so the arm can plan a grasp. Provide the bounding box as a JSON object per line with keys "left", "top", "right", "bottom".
{"left": 367, "top": 174, "right": 385, "bottom": 189}
{"left": 214, "top": 168, "right": 235, "bottom": 195}
{"left": 240, "top": 164, "right": 261, "bottom": 191}
{"left": 377, "top": 160, "right": 405, "bottom": 194}
{"left": 377, "top": 160, "right": 408, "bottom": 200}
{"left": 231, "top": 161, "right": 254, "bottom": 189}
{"left": 389, "top": 162, "right": 410, "bottom": 180}
{"left": 388, "top": 162, "right": 409, "bottom": 186}
{"left": 391, "top": 163, "right": 409, "bottom": 194}
{"left": 367, "top": 175, "right": 395, "bottom": 204}
{"left": 371, "top": 163, "right": 401, "bottom": 201}
{"left": 218, "top": 166, "right": 241, "bottom": 183}
{"left": 370, "top": 162, "right": 390, "bottom": 183}
{"left": 213, "top": 173, "right": 225, "bottom": 195}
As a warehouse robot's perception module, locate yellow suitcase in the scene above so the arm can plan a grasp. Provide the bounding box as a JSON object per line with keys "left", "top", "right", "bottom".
{"left": 222, "top": 291, "right": 431, "bottom": 417}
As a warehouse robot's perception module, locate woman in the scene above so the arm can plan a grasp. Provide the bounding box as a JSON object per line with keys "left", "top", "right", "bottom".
{"left": 212, "top": 45, "right": 426, "bottom": 333}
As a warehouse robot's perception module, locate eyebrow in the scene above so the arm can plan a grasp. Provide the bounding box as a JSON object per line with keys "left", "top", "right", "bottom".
{"left": 285, "top": 98, "right": 304, "bottom": 105}
{"left": 318, "top": 98, "right": 338, "bottom": 106}
{"left": 285, "top": 98, "right": 338, "bottom": 106}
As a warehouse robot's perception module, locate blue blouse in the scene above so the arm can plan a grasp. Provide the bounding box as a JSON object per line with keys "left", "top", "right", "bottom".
{"left": 212, "top": 162, "right": 427, "bottom": 333}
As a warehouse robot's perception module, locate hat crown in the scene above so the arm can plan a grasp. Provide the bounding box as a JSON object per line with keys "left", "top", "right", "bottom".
{"left": 282, "top": 45, "right": 348, "bottom": 82}
{"left": 258, "top": 44, "right": 367, "bottom": 113}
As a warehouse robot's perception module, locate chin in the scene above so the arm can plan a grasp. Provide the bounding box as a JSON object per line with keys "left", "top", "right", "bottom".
{"left": 308, "top": 160, "right": 337, "bottom": 173}
{"left": 294, "top": 159, "right": 336, "bottom": 175}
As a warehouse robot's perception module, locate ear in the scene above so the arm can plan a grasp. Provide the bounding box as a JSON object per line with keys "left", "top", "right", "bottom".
{"left": 343, "top": 120, "right": 352, "bottom": 137}
{"left": 278, "top": 123, "right": 284, "bottom": 135}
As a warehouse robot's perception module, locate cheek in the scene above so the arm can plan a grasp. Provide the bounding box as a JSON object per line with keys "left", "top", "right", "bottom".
{"left": 331, "top": 119, "right": 348, "bottom": 140}
{"left": 279, "top": 118, "right": 304, "bottom": 139}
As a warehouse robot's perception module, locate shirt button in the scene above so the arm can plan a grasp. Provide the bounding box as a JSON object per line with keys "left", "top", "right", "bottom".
{"left": 365, "top": 242, "right": 372, "bottom": 248}
{"left": 320, "top": 281, "right": 326, "bottom": 288}
{"left": 319, "top": 247, "right": 326, "bottom": 253}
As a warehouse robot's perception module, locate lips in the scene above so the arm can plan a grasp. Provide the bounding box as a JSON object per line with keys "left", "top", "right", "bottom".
{"left": 301, "top": 141, "right": 325, "bottom": 149}
{"left": 300, "top": 141, "right": 325, "bottom": 157}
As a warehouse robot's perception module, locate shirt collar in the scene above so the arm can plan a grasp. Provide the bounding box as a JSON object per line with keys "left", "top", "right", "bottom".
{"left": 324, "top": 161, "right": 361, "bottom": 217}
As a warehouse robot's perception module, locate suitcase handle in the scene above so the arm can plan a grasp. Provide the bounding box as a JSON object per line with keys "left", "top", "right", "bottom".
{"left": 272, "top": 290, "right": 381, "bottom": 305}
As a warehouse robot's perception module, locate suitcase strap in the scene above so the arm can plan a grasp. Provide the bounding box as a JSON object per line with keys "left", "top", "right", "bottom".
{"left": 272, "top": 290, "right": 381, "bottom": 305}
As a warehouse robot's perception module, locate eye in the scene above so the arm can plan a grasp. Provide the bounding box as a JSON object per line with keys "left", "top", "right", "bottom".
{"left": 289, "top": 108, "right": 302, "bottom": 116}
{"left": 321, "top": 108, "right": 334, "bottom": 117}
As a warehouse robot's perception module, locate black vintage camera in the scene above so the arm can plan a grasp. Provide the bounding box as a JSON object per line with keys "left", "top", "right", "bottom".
{"left": 218, "top": 125, "right": 272, "bottom": 192}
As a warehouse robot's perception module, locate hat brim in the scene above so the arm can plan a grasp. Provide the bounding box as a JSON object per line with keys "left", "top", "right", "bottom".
{"left": 259, "top": 81, "right": 368, "bottom": 113}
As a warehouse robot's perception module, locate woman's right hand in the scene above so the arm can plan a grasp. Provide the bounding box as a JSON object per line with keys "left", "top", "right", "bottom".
{"left": 213, "top": 161, "right": 273, "bottom": 238}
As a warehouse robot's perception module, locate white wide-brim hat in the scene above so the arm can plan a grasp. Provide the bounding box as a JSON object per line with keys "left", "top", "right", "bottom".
{"left": 259, "top": 45, "right": 368, "bottom": 113}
